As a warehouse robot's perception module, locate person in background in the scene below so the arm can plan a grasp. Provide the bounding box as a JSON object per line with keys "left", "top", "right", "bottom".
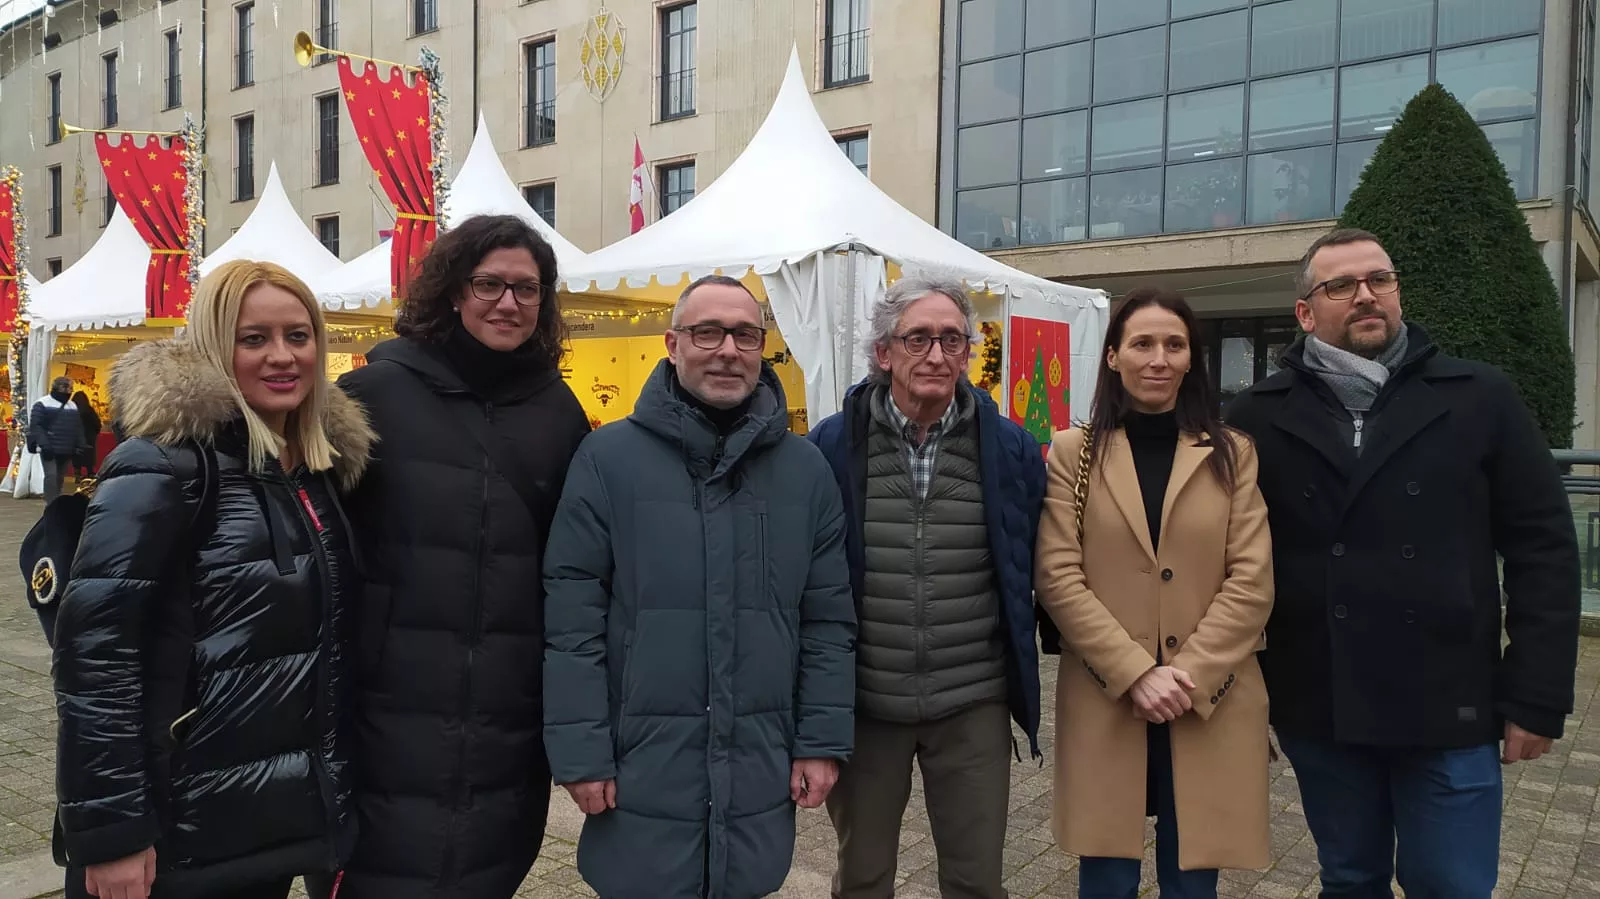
{"left": 27, "top": 376, "right": 85, "bottom": 501}
{"left": 543, "top": 274, "right": 856, "bottom": 899}
{"left": 70, "top": 390, "right": 102, "bottom": 479}
{"left": 1226, "top": 228, "right": 1581, "bottom": 897}
{"left": 334, "top": 214, "right": 591, "bottom": 899}
{"left": 806, "top": 275, "right": 1045, "bottom": 899}
{"left": 1035, "top": 288, "right": 1273, "bottom": 899}
{"left": 53, "top": 259, "right": 373, "bottom": 899}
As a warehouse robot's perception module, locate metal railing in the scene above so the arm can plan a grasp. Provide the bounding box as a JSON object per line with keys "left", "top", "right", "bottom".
{"left": 315, "top": 21, "right": 337, "bottom": 66}
{"left": 658, "top": 68, "right": 696, "bottom": 120}
{"left": 1559, "top": 451, "right": 1600, "bottom": 616}
{"left": 165, "top": 74, "right": 182, "bottom": 110}
{"left": 524, "top": 99, "right": 556, "bottom": 146}
{"left": 236, "top": 49, "right": 254, "bottom": 87}
{"left": 822, "top": 28, "right": 870, "bottom": 87}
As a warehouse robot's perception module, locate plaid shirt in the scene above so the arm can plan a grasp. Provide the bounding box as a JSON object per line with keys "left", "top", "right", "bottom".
{"left": 880, "top": 389, "right": 959, "bottom": 500}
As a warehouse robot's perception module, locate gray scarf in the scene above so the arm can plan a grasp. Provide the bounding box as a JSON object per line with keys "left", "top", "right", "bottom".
{"left": 1300, "top": 328, "right": 1411, "bottom": 412}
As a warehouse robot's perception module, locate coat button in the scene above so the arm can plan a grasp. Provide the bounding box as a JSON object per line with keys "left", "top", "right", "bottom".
{"left": 1331, "top": 543, "right": 1346, "bottom": 557}
{"left": 1161, "top": 568, "right": 1174, "bottom": 581}
{"left": 1404, "top": 609, "right": 1416, "bottom": 623}
{"left": 1303, "top": 484, "right": 1316, "bottom": 498}
{"left": 1401, "top": 545, "right": 1415, "bottom": 559}
{"left": 1334, "top": 604, "right": 1348, "bottom": 619}
{"left": 1406, "top": 481, "right": 1420, "bottom": 495}
{"left": 1165, "top": 635, "right": 1178, "bottom": 649}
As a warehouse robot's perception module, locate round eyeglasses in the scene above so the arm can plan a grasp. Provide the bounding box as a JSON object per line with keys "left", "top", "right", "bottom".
{"left": 1303, "top": 270, "right": 1400, "bottom": 303}
{"left": 892, "top": 332, "right": 973, "bottom": 357}
{"left": 468, "top": 276, "right": 543, "bottom": 307}
{"left": 673, "top": 324, "right": 767, "bottom": 351}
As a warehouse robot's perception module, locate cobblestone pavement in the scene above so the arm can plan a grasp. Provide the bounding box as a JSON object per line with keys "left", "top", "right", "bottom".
{"left": 0, "top": 498, "right": 1597, "bottom": 897}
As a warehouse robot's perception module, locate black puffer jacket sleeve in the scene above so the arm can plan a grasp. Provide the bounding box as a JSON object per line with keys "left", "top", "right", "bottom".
{"left": 54, "top": 438, "right": 191, "bottom": 865}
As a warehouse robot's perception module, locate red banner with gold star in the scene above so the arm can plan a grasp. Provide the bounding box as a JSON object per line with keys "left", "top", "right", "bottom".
{"left": 0, "top": 172, "right": 22, "bottom": 332}
{"left": 96, "top": 133, "right": 193, "bottom": 324}
{"left": 338, "top": 57, "right": 436, "bottom": 303}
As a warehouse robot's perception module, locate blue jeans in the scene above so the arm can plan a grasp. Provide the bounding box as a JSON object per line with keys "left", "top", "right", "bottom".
{"left": 1276, "top": 735, "right": 1503, "bottom": 899}
{"left": 1079, "top": 724, "right": 1219, "bottom": 899}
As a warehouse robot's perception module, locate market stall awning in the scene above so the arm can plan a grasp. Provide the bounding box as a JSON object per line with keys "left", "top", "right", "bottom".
{"left": 561, "top": 48, "right": 1107, "bottom": 422}
{"left": 199, "top": 163, "right": 342, "bottom": 281}
{"left": 561, "top": 49, "right": 1104, "bottom": 312}
{"left": 311, "top": 112, "right": 588, "bottom": 311}
{"left": 28, "top": 206, "right": 152, "bottom": 331}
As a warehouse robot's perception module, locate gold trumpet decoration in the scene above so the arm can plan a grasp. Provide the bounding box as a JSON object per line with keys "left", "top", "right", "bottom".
{"left": 60, "top": 122, "right": 182, "bottom": 140}
{"left": 293, "top": 31, "right": 421, "bottom": 71}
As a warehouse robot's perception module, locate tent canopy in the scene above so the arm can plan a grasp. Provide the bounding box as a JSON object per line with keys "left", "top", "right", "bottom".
{"left": 312, "top": 112, "right": 587, "bottom": 311}
{"left": 561, "top": 48, "right": 1107, "bottom": 421}
{"left": 199, "top": 163, "right": 342, "bottom": 281}
{"left": 27, "top": 206, "right": 152, "bottom": 331}
{"left": 561, "top": 49, "right": 1104, "bottom": 312}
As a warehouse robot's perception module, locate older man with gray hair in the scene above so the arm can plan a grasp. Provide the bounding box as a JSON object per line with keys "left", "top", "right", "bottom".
{"left": 807, "top": 274, "right": 1046, "bottom": 899}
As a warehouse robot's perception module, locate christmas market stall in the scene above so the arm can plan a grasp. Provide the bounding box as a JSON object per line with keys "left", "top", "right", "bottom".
{"left": 561, "top": 49, "right": 1109, "bottom": 440}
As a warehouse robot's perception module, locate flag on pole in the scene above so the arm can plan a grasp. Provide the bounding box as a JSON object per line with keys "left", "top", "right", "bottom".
{"left": 629, "top": 137, "right": 650, "bottom": 234}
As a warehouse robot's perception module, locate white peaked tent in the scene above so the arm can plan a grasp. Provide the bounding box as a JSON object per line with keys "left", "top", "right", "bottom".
{"left": 200, "top": 163, "right": 342, "bottom": 280}
{"left": 312, "top": 112, "right": 587, "bottom": 311}
{"left": 27, "top": 206, "right": 153, "bottom": 332}
{"left": 563, "top": 48, "right": 1109, "bottom": 422}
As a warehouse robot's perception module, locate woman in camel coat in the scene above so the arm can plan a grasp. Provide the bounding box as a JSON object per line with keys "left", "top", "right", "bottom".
{"left": 1035, "top": 287, "right": 1274, "bottom": 898}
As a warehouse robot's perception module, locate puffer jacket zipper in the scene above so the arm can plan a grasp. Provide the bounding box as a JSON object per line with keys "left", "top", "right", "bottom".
{"left": 440, "top": 400, "right": 493, "bottom": 885}
{"left": 280, "top": 465, "right": 343, "bottom": 868}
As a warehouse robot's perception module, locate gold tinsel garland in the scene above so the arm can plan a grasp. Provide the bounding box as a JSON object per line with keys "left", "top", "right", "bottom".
{"left": 179, "top": 114, "right": 206, "bottom": 300}
{"left": 2, "top": 165, "right": 31, "bottom": 433}
{"left": 977, "top": 320, "right": 1002, "bottom": 390}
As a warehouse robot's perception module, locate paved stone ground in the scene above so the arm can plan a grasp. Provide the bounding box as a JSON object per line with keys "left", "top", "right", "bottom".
{"left": 0, "top": 497, "right": 1598, "bottom": 897}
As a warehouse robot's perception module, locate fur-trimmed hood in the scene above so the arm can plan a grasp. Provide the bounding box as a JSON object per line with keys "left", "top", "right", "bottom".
{"left": 109, "top": 339, "right": 376, "bottom": 490}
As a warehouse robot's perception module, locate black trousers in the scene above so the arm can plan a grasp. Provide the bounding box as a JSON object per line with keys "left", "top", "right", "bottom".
{"left": 64, "top": 870, "right": 293, "bottom": 899}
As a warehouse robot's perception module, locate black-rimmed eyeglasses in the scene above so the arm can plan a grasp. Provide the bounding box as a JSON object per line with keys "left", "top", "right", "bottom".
{"left": 1302, "top": 270, "right": 1401, "bottom": 302}
{"left": 674, "top": 324, "right": 767, "bottom": 351}
{"left": 468, "top": 276, "right": 543, "bottom": 307}
{"left": 892, "top": 332, "right": 973, "bottom": 357}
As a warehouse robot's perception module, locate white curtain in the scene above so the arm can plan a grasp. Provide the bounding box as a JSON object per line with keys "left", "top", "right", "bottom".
{"left": 5, "top": 328, "right": 59, "bottom": 498}
{"left": 762, "top": 248, "right": 885, "bottom": 425}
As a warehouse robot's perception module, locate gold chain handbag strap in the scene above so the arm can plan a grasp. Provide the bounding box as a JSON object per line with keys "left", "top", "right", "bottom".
{"left": 1073, "top": 423, "right": 1095, "bottom": 542}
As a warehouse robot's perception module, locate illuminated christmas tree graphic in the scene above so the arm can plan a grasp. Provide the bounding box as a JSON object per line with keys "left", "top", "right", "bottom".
{"left": 1022, "top": 343, "right": 1053, "bottom": 445}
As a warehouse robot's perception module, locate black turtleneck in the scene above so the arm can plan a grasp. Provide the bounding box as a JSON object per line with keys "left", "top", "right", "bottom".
{"left": 1124, "top": 409, "right": 1179, "bottom": 553}
{"left": 440, "top": 324, "right": 547, "bottom": 399}
{"left": 671, "top": 372, "right": 752, "bottom": 435}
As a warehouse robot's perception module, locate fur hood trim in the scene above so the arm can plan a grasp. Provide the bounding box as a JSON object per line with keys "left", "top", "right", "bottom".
{"left": 109, "top": 339, "right": 376, "bottom": 490}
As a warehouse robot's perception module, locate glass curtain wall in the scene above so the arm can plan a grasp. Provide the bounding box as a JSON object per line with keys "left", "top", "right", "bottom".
{"left": 948, "top": 0, "right": 1544, "bottom": 249}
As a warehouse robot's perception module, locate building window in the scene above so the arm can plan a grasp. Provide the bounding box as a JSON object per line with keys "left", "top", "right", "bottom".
{"left": 47, "top": 166, "right": 62, "bottom": 236}
{"left": 316, "top": 93, "right": 340, "bottom": 185}
{"left": 836, "top": 133, "right": 869, "bottom": 175}
{"left": 165, "top": 29, "right": 182, "bottom": 109}
{"left": 414, "top": 0, "right": 438, "bottom": 35}
{"left": 1197, "top": 315, "right": 1301, "bottom": 411}
{"left": 46, "top": 258, "right": 63, "bottom": 277}
{"left": 104, "top": 190, "right": 117, "bottom": 226}
{"left": 522, "top": 182, "right": 556, "bottom": 227}
{"left": 524, "top": 39, "right": 556, "bottom": 146}
{"left": 659, "top": 161, "right": 695, "bottom": 215}
{"left": 660, "top": 3, "right": 697, "bottom": 120}
{"left": 103, "top": 52, "right": 119, "bottom": 127}
{"left": 824, "top": 0, "right": 871, "bottom": 87}
{"left": 316, "top": 215, "right": 341, "bottom": 257}
{"left": 235, "top": 2, "right": 255, "bottom": 88}
{"left": 943, "top": 0, "right": 1546, "bottom": 250}
{"left": 235, "top": 115, "right": 256, "bottom": 201}
{"left": 316, "top": 0, "right": 338, "bottom": 65}
{"left": 47, "top": 73, "right": 61, "bottom": 144}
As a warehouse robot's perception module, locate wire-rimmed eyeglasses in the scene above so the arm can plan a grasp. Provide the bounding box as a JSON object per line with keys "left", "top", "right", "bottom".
{"left": 467, "top": 276, "right": 544, "bottom": 307}
{"left": 1302, "top": 270, "right": 1401, "bottom": 302}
